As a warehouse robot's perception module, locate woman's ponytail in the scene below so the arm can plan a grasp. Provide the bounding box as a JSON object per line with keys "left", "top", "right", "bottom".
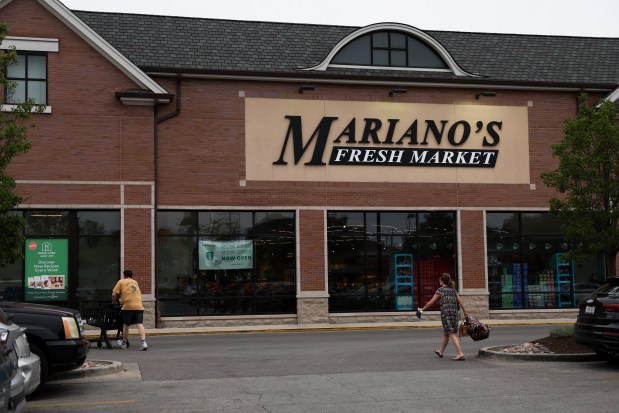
{"left": 440, "top": 273, "right": 455, "bottom": 289}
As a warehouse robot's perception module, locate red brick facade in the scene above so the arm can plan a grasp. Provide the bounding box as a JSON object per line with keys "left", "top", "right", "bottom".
{"left": 299, "top": 210, "right": 326, "bottom": 292}
{"left": 2, "top": 0, "right": 610, "bottom": 325}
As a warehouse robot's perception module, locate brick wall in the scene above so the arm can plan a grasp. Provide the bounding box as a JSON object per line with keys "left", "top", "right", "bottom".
{"left": 460, "top": 210, "right": 486, "bottom": 289}
{"left": 122, "top": 207, "right": 152, "bottom": 293}
{"left": 298, "top": 210, "right": 325, "bottom": 292}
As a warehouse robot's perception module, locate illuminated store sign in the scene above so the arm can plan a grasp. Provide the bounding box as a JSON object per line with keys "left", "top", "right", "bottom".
{"left": 246, "top": 98, "right": 530, "bottom": 184}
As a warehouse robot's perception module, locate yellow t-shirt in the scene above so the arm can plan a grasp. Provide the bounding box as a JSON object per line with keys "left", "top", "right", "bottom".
{"left": 113, "top": 278, "right": 144, "bottom": 311}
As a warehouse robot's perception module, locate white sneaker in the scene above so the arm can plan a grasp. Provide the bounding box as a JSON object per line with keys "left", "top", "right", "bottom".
{"left": 118, "top": 340, "right": 128, "bottom": 350}
{"left": 140, "top": 341, "right": 148, "bottom": 351}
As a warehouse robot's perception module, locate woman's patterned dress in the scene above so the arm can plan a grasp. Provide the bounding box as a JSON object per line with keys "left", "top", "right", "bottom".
{"left": 436, "top": 286, "right": 459, "bottom": 335}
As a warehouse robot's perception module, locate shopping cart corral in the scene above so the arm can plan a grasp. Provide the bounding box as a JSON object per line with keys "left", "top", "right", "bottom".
{"left": 84, "top": 303, "right": 123, "bottom": 349}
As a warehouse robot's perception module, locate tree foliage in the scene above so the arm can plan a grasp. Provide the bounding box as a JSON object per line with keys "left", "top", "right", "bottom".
{"left": 0, "top": 23, "right": 40, "bottom": 266}
{"left": 541, "top": 94, "right": 619, "bottom": 277}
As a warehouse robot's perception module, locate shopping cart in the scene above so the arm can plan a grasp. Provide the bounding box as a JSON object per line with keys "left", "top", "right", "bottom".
{"left": 84, "top": 303, "right": 123, "bottom": 349}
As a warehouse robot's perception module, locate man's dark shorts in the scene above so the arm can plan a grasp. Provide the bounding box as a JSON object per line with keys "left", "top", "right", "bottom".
{"left": 120, "top": 310, "right": 144, "bottom": 326}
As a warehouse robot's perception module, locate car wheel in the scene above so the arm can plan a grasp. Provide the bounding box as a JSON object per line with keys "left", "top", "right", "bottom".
{"left": 595, "top": 349, "right": 610, "bottom": 360}
{"left": 30, "top": 344, "right": 49, "bottom": 386}
{"left": 594, "top": 349, "right": 619, "bottom": 363}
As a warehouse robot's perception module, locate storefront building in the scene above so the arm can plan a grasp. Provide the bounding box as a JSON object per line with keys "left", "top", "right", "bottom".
{"left": 1, "top": 0, "right": 618, "bottom": 327}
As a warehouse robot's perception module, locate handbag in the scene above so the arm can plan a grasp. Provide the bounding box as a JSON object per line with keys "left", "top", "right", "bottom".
{"left": 458, "top": 317, "right": 470, "bottom": 337}
{"left": 461, "top": 314, "right": 490, "bottom": 341}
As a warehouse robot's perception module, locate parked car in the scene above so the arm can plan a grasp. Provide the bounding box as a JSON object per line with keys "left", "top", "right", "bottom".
{"left": 574, "top": 276, "right": 619, "bottom": 361}
{"left": 0, "top": 308, "right": 40, "bottom": 396}
{"left": 0, "top": 341, "right": 16, "bottom": 413}
{"left": 0, "top": 330, "right": 25, "bottom": 413}
{"left": 573, "top": 282, "right": 603, "bottom": 304}
{"left": 0, "top": 303, "right": 90, "bottom": 385}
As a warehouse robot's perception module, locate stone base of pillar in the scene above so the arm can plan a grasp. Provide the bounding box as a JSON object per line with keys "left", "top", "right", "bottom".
{"left": 297, "top": 296, "right": 329, "bottom": 324}
{"left": 459, "top": 291, "right": 489, "bottom": 319}
{"left": 142, "top": 300, "right": 156, "bottom": 329}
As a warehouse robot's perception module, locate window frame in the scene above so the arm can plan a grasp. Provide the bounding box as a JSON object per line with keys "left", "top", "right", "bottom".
{"left": 330, "top": 30, "right": 450, "bottom": 72}
{"left": 5, "top": 51, "right": 48, "bottom": 105}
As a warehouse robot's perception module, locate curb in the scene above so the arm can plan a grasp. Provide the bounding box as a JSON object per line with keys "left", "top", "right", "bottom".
{"left": 50, "top": 360, "right": 123, "bottom": 381}
{"left": 478, "top": 346, "right": 599, "bottom": 362}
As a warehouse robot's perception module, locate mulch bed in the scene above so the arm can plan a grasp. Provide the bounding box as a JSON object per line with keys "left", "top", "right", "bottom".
{"left": 531, "top": 335, "right": 593, "bottom": 354}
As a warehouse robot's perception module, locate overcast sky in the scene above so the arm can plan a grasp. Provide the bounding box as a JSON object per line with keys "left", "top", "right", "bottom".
{"left": 60, "top": 0, "right": 618, "bottom": 38}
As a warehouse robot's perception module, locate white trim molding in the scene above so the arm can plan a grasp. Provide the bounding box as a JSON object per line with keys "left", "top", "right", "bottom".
{"left": 605, "top": 84, "right": 619, "bottom": 104}
{"left": 297, "top": 292, "right": 329, "bottom": 299}
{"left": 0, "top": 36, "right": 59, "bottom": 52}
{"left": 1, "top": 104, "right": 52, "bottom": 114}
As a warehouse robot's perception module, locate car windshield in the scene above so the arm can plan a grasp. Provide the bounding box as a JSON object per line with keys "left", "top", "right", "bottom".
{"left": 0, "top": 308, "right": 12, "bottom": 325}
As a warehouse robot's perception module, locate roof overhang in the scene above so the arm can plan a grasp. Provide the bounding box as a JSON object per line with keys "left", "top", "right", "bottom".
{"left": 115, "top": 90, "right": 174, "bottom": 106}
{"left": 606, "top": 85, "right": 619, "bottom": 104}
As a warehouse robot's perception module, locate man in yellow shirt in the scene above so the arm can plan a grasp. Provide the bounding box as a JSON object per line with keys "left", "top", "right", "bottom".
{"left": 112, "top": 270, "right": 148, "bottom": 350}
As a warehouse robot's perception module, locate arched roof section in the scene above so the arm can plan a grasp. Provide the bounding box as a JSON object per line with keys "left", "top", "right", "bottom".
{"left": 304, "top": 23, "right": 479, "bottom": 77}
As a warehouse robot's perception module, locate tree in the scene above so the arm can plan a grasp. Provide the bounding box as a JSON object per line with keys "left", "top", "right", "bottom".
{"left": 541, "top": 94, "right": 619, "bottom": 278}
{"left": 0, "top": 23, "right": 40, "bottom": 266}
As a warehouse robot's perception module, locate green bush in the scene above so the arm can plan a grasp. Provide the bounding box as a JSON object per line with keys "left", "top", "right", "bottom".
{"left": 549, "top": 325, "right": 575, "bottom": 338}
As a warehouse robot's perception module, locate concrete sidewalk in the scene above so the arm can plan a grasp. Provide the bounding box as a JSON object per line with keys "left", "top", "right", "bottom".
{"left": 84, "top": 317, "right": 576, "bottom": 338}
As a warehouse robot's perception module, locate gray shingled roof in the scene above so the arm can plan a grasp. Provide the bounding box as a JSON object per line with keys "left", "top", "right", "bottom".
{"left": 73, "top": 10, "right": 619, "bottom": 87}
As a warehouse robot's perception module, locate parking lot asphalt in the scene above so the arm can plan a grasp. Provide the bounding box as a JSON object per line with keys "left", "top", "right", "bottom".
{"left": 56, "top": 317, "right": 587, "bottom": 381}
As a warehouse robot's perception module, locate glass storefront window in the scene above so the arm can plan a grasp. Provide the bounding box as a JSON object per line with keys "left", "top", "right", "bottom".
{"left": 77, "top": 236, "right": 120, "bottom": 302}
{"left": 78, "top": 211, "right": 120, "bottom": 235}
{"left": 158, "top": 211, "right": 296, "bottom": 317}
{"left": 25, "top": 210, "right": 70, "bottom": 235}
{"left": 418, "top": 212, "right": 455, "bottom": 234}
{"left": 522, "top": 212, "right": 562, "bottom": 234}
{"left": 0, "top": 258, "right": 23, "bottom": 301}
{"left": 487, "top": 212, "right": 604, "bottom": 310}
{"left": 486, "top": 212, "right": 519, "bottom": 236}
{"left": 0, "top": 210, "right": 121, "bottom": 312}
{"left": 159, "top": 211, "right": 196, "bottom": 235}
{"left": 377, "top": 212, "right": 415, "bottom": 235}
{"left": 328, "top": 211, "right": 456, "bottom": 313}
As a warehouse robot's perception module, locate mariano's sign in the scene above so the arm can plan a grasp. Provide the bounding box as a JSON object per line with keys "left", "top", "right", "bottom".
{"left": 245, "top": 98, "right": 530, "bottom": 184}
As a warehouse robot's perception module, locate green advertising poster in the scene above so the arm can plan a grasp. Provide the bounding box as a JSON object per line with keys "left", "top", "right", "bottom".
{"left": 24, "top": 239, "right": 69, "bottom": 302}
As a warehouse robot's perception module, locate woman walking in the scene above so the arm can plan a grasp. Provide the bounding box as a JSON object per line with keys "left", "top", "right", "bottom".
{"left": 418, "top": 273, "right": 468, "bottom": 361}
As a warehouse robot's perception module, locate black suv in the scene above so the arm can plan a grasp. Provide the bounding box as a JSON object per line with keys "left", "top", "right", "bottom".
{"left": 575, "top": 276, "right": 619, "bottom": 361}
{"left": 0, "top": 302, "right": 90, "bottom": 384}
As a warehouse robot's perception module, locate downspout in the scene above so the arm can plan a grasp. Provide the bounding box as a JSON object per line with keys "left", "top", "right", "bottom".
{"left": 153, "top": 76, "right": 182, "bottom": 328}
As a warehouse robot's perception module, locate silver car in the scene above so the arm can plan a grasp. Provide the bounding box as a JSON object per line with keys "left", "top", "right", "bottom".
{"left": 0, "top": 307, "right": 41, "bottom": 399}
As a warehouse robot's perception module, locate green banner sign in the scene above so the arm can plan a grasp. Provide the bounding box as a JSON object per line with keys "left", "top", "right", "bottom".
{"left": 198, "top": 240, "right": 254, "bottom": 270}
{"left": 24, "top": 239, "right": 68, "bottom": 302}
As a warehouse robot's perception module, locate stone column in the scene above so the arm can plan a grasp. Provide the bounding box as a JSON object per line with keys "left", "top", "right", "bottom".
{"left": 297, "top": 210, "right": 329, "bottom": 324}
{"left": 460, "top": 290, "right": 489, "bottom": 319}
{"left": 297, "top": 295, "right": 329, "bottom": 324}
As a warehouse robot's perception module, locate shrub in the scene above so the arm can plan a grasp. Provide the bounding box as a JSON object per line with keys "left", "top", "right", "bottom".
{"left": 549, "top": 325, "right": 575, "bottom": 338}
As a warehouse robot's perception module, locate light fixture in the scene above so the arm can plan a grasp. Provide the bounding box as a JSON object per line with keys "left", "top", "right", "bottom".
{"left": 475, "top": 90, "right": 497, "bottom": 100}
{"left": 299, "top": 84, "right": 315, "bottom": 94}
{"left": 30, "top": 212, "right": 63, "bottom": 217}
{"left": 389, "top": 87, "right": 407, "bottom": 97}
